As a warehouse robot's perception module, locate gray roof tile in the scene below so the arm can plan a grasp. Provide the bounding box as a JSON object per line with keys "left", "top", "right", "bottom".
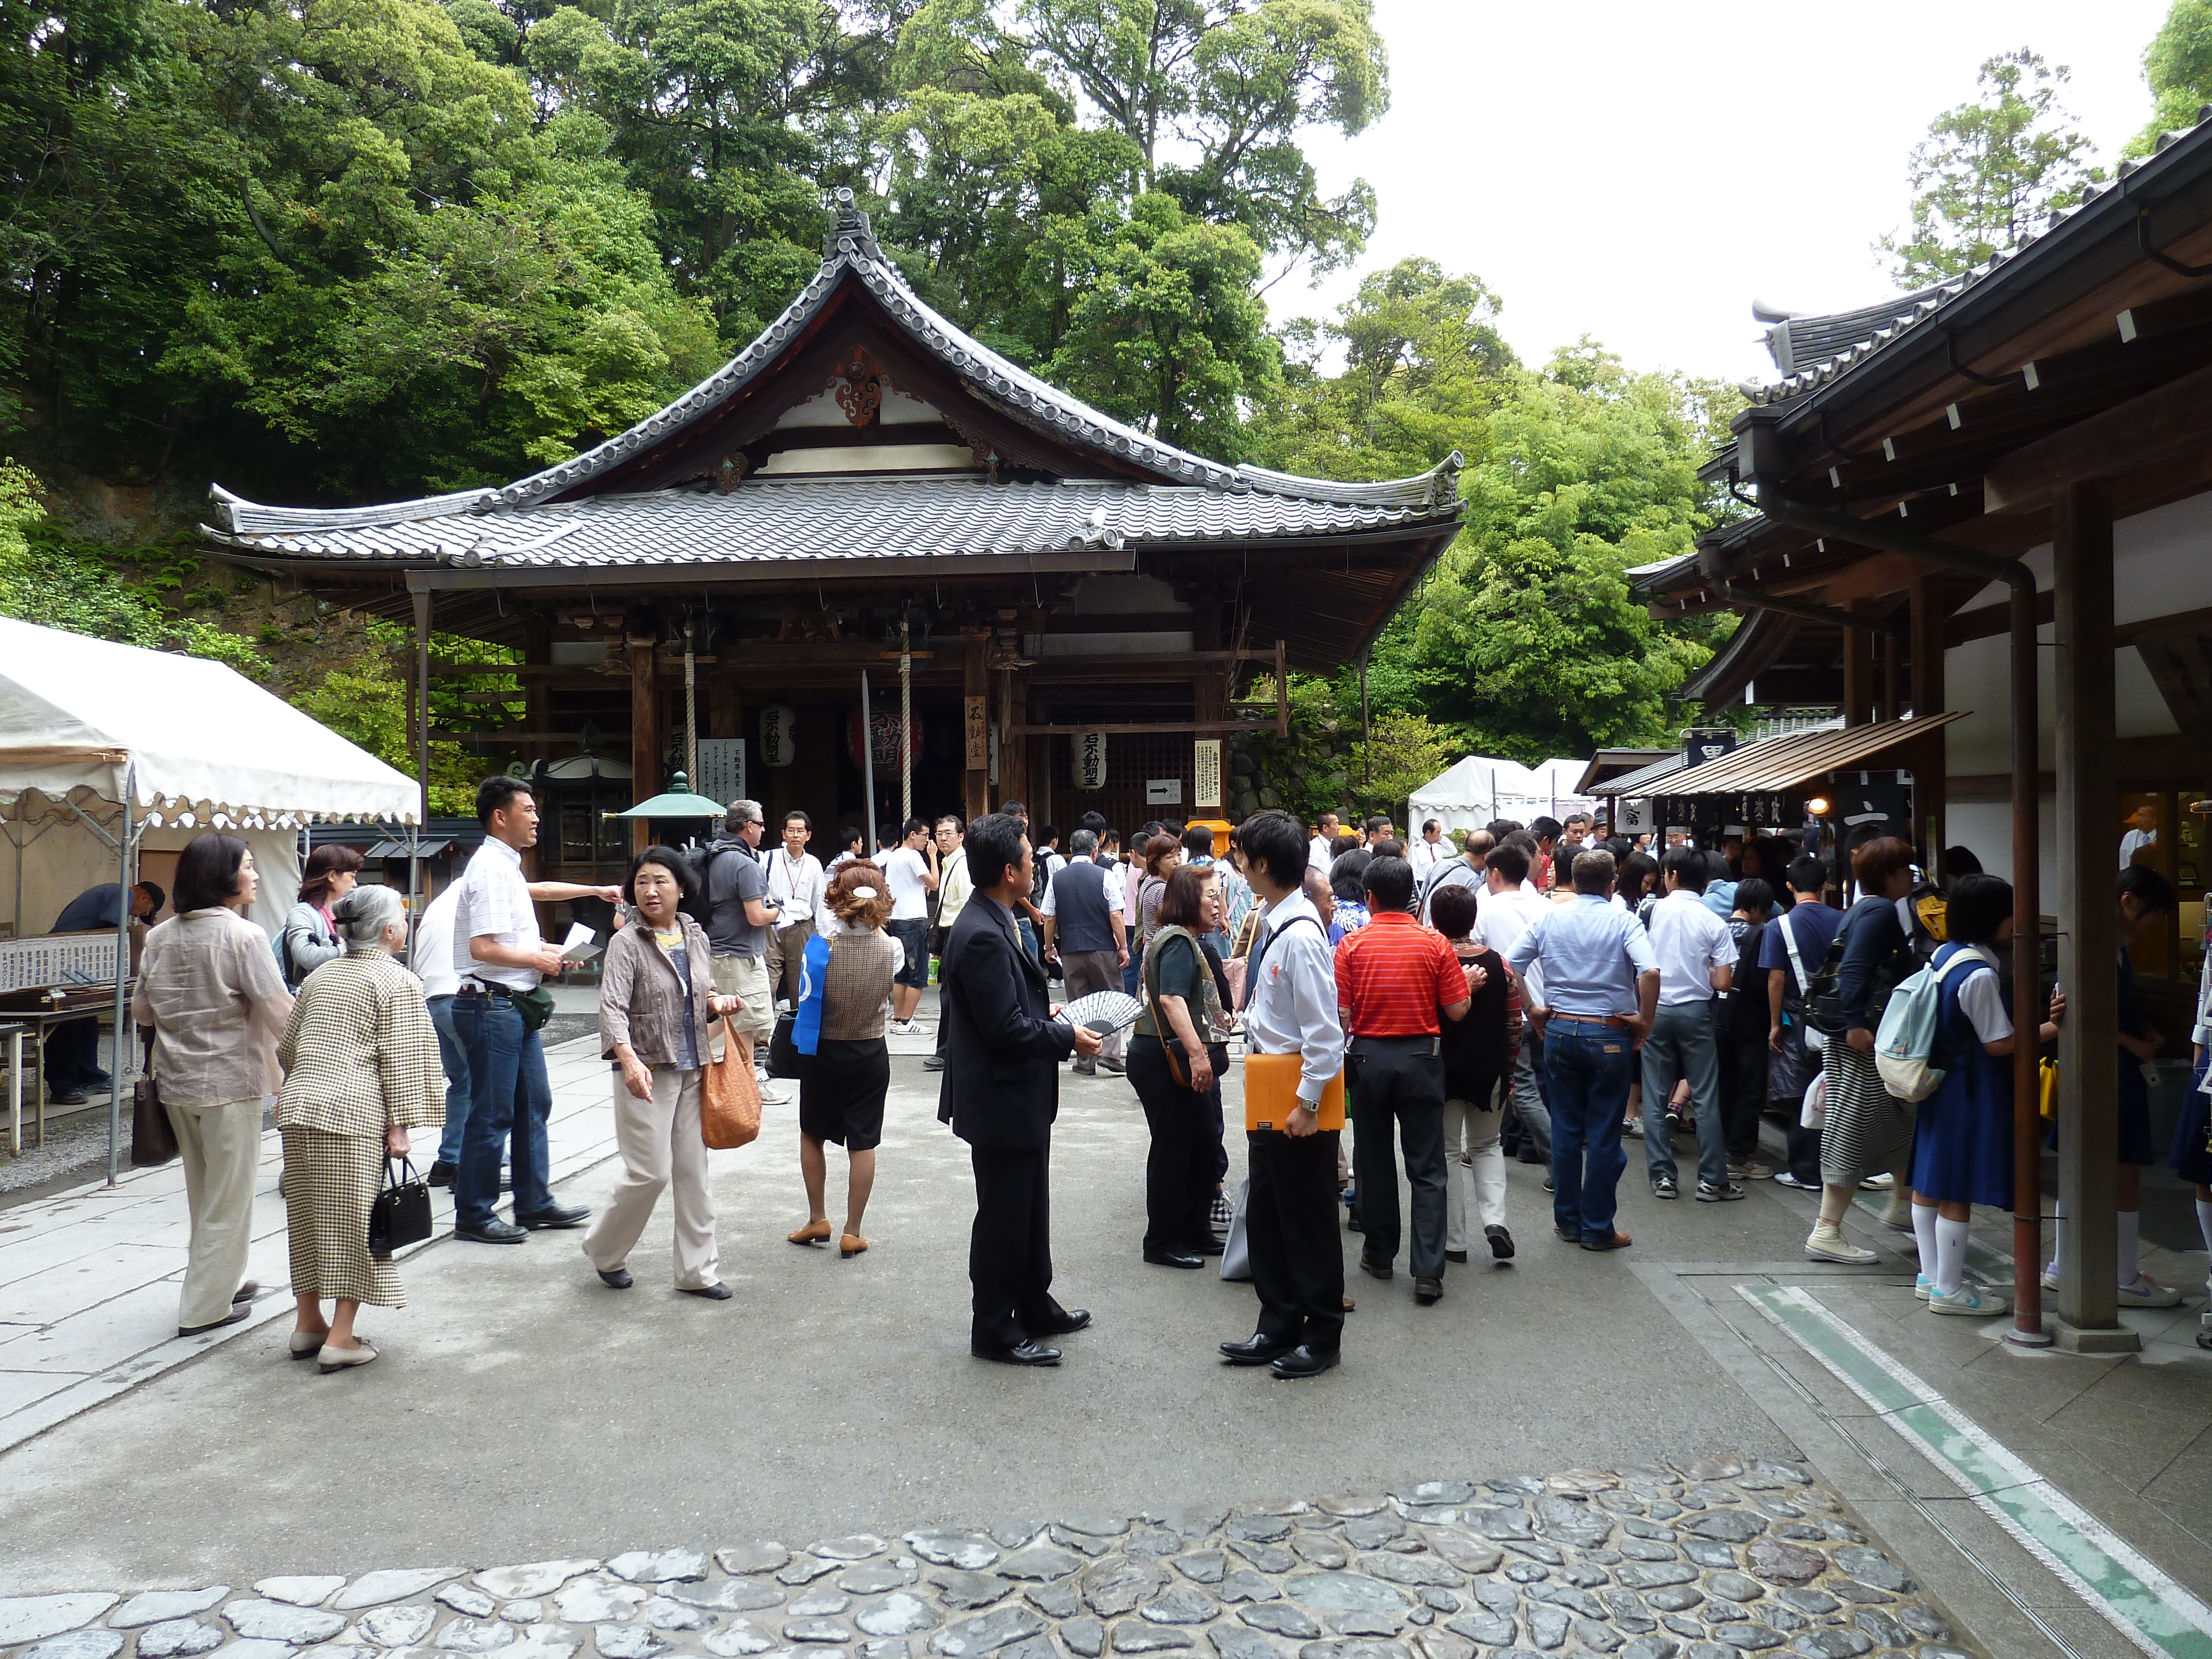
{"left": 207, "top": 476, "right": 1449, "bottom": 569}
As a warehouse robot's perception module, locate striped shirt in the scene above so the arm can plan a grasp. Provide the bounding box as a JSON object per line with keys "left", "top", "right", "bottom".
{"left": 1333, "top": 912, "right": 1468, "bottom": 1038}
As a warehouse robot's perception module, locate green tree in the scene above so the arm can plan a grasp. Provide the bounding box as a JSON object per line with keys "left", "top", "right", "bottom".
{"left": 1879, "top": 50, "right": 2103, "bottom": 286}
{"left": 1349, "top": 709, "right": 1454, "bottom": 820}
{"left": 1044, "top": 192, "right": 1279, "bottom": 455}
{"left": 1389, "top": 343, "right": 1738, "bottom": 762}
{"left": 2130, "top": 0, "right": 2212, "bottom": 155}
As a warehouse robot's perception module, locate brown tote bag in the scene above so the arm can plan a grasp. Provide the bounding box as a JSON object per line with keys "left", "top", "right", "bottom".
{"left": 701, "top": 1029, "right": 761, "bottom": 1150}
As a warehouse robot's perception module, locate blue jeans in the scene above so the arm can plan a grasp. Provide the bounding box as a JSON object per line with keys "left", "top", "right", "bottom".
{"left": 427, "top": 995, "right": 472, "bottom": 1167}
{"left": 1545, "top": 1018, "right": 1635, "bottom": 1243}
{"left": 1640, "top": 999, "right": 1729, "bottom": 1190}
{"left": 453, "top": 995, "right": 554, "bottom": 1229}
{"left": 1017, "top": 917, "right": 1041, "bottom": 963}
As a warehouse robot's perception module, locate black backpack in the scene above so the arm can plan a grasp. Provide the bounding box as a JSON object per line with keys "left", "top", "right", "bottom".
{"left": 1805, "top": 905, "right": 1918, "bottom": 1037}
{"left": 680, "top": 842, "right": 743, "bottom": 932}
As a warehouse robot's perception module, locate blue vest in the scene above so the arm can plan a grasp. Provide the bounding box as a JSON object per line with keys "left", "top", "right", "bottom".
{"left": 1052, "top": 859, "right": 1115, "bottom": 954}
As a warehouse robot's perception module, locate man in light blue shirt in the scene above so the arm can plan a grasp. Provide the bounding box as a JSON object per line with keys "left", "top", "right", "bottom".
{"left": 1506, "top": 849, "right": 1658, "bottom": 1253}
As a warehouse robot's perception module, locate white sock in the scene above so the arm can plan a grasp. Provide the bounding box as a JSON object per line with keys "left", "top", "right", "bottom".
{"left": 1933, "top": 1216, "right": 1970, "bottom": 1298}
{"left": 2046, "top": 1198, "right": 2065, "bottom": 1280}
{"left": 2117, "top": 1211, "right": 2141, "bottom": 1286}
{"left": 1911, "top": 1202, "right": 1939, "bottom": 1271}
{"left": 2195, "top": 1196, "right": 2212, "bottom": 1261}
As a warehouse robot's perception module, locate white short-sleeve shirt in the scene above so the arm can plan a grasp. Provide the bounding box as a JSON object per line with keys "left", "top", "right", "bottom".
{"left": 881, "top": 846, "right": 930, "bottom": 921}
{"left": 451, "top": 838, "right": 541, "bottom": 991}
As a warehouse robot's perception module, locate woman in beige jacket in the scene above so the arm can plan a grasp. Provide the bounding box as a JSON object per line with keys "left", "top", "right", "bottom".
{"left": 587, "top": 846, "right": 743, "bottom": 1299}
{"left": 133, "top": 834, "right": 294, "bottom": 1338}
{"left": 276, "top": 883, "right": 444, "bottom": 1373}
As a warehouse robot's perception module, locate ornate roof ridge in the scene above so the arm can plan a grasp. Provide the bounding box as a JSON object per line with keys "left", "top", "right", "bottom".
{"left": 209, "top": 189, "right": 1462, "bottom": 535}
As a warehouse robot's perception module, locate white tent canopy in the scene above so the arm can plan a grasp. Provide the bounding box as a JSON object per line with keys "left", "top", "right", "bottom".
{"left": 1406, "top": 755, "right": 1600, "bottom": 836}
{"left": 0, "top": 617, "right": 420, "bottom": 1180}
{"left": 0, "top": 616, "right": 420, "bottom": 825}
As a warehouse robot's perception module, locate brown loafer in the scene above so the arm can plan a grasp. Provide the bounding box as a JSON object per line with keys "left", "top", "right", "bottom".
{"left": 839, "top": 1233, "right": 870, "bottom": 1259}
{"left": 1581, "top": 1230, "right": 1634, "bottom": 1252}
{"left": 787, "top": 1219, "right": 832, "bottom": 1246}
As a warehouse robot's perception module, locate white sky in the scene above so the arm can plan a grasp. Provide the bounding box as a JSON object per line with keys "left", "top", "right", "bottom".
{"left": 1291, "top": 0, "right": 2173, "bottom": 385}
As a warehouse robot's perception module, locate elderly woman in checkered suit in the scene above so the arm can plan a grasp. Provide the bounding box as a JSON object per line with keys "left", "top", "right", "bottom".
{"left": 276, "top": 884, "right": 445, "bottom": 1374}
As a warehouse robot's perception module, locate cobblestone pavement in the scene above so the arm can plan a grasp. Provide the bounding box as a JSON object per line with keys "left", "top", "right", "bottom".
{"left": 0, "top": 1461, "right": 1975, "bottom": 1659}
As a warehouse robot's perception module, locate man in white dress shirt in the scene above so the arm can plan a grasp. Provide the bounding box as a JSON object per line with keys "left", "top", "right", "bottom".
{"left": 763, "top": 810, "right": 827, "bottom": 1007}
{"left": 1639, "top": 846, "right": 1740, "bottom": 1204}
{"left": 1222, "top": 811, "right": 1347, "bottom": 1380}
{"left": 451, "top": 775, "right": 620, "bottom": 1244}
{"left": 1307, "top": 811, "right": 1342, "bottom": 876}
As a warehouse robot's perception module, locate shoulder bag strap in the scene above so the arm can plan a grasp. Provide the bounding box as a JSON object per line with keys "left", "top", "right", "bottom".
{"left": 1778, "top": 907, "right": 1814, "bottom": 1001}
{"left": 1143, "top": 925, "right": 1193, "bottom": 1087}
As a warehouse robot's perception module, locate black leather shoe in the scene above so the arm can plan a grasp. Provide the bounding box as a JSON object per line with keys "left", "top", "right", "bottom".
{"left": 597, "top": 1268, "right": 633, "bottom": 1289}
{"left": 1486, "top": 1224, "right": 1517, "bottom": 1261}
{"left": 1190, "top": 1234, "right": 1226, "bottom": 1256}
{"left": 515, "top": 1203, "right": 590, "bottom": 1230}
{"left": 1030, "top": 1308, "right": 1092, "bottom": 1336}
{"left": 427, "top": 1161, "right": 458, "bottom": 1188}
{"left": 1359, "top": 1256, "right": 1394, "bottom": 1281}
{"left": 1345, "top": 1213, "right": 1364, "bottom": 1233}
{"left": 1413, "top": 1277, "right": 1443, "bottom": 1305}
{"left": 49, "top": 1087, "right": 88, "bottom": 1105}
{"left": 679, "top": 1282, "right": 733, "bottom": 1300}
{"left": 1144, "top": 1248, "right": 1204, "bottom": 1270}
{"left": 1219, "top": 1333, "right": 1296, "bottom": 1366}
{"left": 922, "top": 1055, "right": 946, "bottom": 1072}
{"left": 1444, "top": 1249, "right": 1469, "bottom": 1264}
{"left": 178, "top": 1305, "right": 251, "bottom": 1338}
{"left": 232, "top": 1281, "right": 259, "bottom": 1303}
{"left": 456, "top": 1220, "right": 528, "bottom": 1244}
{"left": 973, "top": 1339, "right": 1061, "bottom": 1366}
{"left": 1269, "top": 1344, "right": 1340, "bottom": 1380}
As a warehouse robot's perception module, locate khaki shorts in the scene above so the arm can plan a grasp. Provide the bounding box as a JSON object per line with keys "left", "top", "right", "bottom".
{"left": 709, "top": 953, "right": 776, "bottom": 1058}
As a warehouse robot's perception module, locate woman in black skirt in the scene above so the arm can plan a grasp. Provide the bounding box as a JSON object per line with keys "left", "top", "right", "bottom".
{"left": 788, "top": 863, "right": 901, "bottom": 1259}
{"left": 1128, "top": 863, "right": 1231, "bottom": 1269}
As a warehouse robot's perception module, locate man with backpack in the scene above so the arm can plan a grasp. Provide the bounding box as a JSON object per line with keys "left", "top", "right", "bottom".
{"left": 1762, "top": 855, "right": 1842, "bottom": 1191}
{"left": 1718, "top": 878, "right": 1776, "bottom": 1182}
{"left": 702, "top": 800, "right": 787, "bottom": 1106}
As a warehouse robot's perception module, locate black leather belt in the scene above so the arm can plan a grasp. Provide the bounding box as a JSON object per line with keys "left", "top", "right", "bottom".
{"left": 457, "top": 981, "right": 515, "bottom": 1000}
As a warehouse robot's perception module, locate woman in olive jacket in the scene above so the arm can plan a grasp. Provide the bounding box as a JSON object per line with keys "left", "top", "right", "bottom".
{"left": 585, "top": 846, "right": 743, "bottom": 1299}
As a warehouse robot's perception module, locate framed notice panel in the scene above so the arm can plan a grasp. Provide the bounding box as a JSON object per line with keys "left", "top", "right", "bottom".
{"left": 965, "top": 697, "right": 989, "bottom": 769}
{"left": 1193, "top": 740, "right": 1223, "bottom": 811}
{"left": 694, "top": 739, "right": 746, "bottom": 806}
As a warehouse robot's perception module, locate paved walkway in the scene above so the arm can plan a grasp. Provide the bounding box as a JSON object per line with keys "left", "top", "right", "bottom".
{"left": 1, "top": 993, "right": 2207, "bottom": 1659}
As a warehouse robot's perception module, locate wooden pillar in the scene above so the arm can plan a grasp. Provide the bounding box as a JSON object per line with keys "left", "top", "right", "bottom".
{"left": 411, "top": 587, "right": 432, "bottom": 831}
{"left": 628, "top": 627, "right": 659, "bottom": 855}
{"left": 1841, "top": 605, "right": 1874, "bottom": 727}
{"left": 1908, "top": 577, "right": 1948, "bottom": 870}
{"left": 963, "top": 632, "right": 990, "bottom": 823}
{"left": 522, "top": 612, "right": 552, "bottom": 749}
{"left": 2051, "top": 481, "right": 2133, "bottom": 1352}
{"left": 1877, "top": 625, "right": 1900, "bottom": 723}
{"left": 1001, "top": 671, "right": 1030, "bottom": 811}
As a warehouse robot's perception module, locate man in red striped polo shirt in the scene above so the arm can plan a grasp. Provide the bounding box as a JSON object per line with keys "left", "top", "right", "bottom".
{"left": 1334, "top": 855, "right": 1473, "bottom": 1306}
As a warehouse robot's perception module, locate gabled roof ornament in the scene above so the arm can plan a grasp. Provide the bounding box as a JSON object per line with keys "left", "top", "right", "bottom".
{"left": 825, "top": 186, "right": 881, "bottom": 258}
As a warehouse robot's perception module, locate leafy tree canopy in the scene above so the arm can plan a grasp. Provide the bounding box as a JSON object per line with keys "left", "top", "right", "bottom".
{"left": 1878, "top": 49, "right": 2103, "bottom": 287}
{"left": 2131, "top": 0, "right": 2212, "bottom": 155}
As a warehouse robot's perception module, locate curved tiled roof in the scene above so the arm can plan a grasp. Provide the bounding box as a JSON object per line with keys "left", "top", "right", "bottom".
{"left": 210, "top": 189, "right": 1462, "bottom": 539}
{"left": 1739, "top": 111, "right": 2212, "bottom": 407}
{"left": 206, "top": 476, "right": 1452, "bottom": 568}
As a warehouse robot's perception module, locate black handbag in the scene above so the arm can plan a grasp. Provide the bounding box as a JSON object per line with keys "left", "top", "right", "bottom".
{"left": 129, "top": 1032, "right": 178, "bottom": 1168}
{"left": 368, "top": 1156, "right": 433, "bottom": 1258}
{"left": 768, "top": 1010, "right": 802, "bottom": 1078}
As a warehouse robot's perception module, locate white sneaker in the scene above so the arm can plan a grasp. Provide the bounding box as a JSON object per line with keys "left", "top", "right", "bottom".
{"left": 1929, "top": 1285, "right": 2010, "bottom": 1317}
{"left": 1804, "top": 1223, "right": 1879, "bottom": 1265}
{"left": 2041, "top": 1266, "right": 2059, "bottom": 1292}
{"left": 888, "top": 1019, "right": 926, "bottom": 1037}
{"left": 1772, "top": 1171, "right": 1817, "bottom": 1191}
{"left": 758, "top": 1083, "right": 792, "bottom": 1107}
{"left": 2117, "top": 1274, "right": 2183, "bottom": 1308}
{"left": 1862, "top": 1172, "right": 1895, "bottom": 1191}
{"left": 1914, "top": 1274, "right": 1932, "bottom": 1302}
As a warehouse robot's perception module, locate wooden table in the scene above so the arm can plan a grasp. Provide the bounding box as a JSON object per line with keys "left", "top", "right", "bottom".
{"left": 0, "top": 989, "right": 137, "bottom": 1156}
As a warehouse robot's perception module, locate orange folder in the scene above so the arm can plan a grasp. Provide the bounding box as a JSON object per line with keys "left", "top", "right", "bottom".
{"left": 1244, "top": 1051, "right": 1347, "bottom": 1132}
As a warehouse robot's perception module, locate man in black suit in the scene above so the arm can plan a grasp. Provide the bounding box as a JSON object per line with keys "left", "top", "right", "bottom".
{"left": 937, "top": 812, "right": 1104, "bottom": 1365}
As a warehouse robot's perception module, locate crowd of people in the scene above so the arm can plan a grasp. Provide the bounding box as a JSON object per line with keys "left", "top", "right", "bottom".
{"left": 86, "top": 771, "right": 2212, "bottom": 1379}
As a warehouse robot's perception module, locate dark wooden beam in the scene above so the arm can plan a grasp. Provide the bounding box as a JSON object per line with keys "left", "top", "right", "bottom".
{"left": 1985, "top": 358, "right": 2212, "bottom": 513}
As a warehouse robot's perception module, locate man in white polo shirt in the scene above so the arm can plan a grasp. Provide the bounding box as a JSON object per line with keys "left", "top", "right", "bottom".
{"left": 1469, "top": 838, "right": 1553, "bottom": 1166}
{"left": 1639, "top": 846, "right": 1740, "bottom": 1204}
{"left": 451, "top": 775, "right": 620, "bottom": 1245}
{"left": 880, "top": 817, "right": 937, "bottom": 1034}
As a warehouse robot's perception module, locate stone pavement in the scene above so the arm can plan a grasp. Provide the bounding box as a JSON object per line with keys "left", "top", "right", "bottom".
{"left": 0, "top": 1462, "right": 1979, "bottom": 1659}
{"left": 1, "top": 989, "right": 2208, "bottom": 1659}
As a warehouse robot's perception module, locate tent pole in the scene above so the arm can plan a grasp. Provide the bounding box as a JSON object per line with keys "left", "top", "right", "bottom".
{"left": 900, "top": 615, "right": 913, "bottom": 827}
{"left": 413, "top": 588, "right": 432, "bottom": 928}
{"left": 860, "top": 670, "right": 878, "bottom": 858}
{"left": 109, "top": 769, "right": 131, "bottom": 1186}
